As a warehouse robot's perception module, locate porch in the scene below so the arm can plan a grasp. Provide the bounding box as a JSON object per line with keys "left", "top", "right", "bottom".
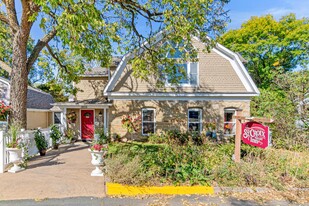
{"left": 0, "top": 141, "right": 106, "bottom": 200}
{"left": 51, "top": 99, "right": 112, "bottom": 140}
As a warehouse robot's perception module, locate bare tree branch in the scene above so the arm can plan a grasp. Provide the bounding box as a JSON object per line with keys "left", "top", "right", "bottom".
{"left": 0, "top": 60, "right": 12, "bottom": 74}
{"left": 26, "top": 29, "right": 57, "bottom": 72}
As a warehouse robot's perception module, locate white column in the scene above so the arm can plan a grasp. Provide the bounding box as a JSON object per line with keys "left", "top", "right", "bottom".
{"left": 62, "top": 108, "right": 67, "bottom": 130}
{"left": 0, "top": 131, "right": 5, "bottom": 173}
{"left": 103, "top": 108, "right": 107, "bottom": 134}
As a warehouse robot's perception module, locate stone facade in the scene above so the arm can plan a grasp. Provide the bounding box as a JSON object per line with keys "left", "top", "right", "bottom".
{"left": 109, "top": 100, "right": 250, "bottom": 138}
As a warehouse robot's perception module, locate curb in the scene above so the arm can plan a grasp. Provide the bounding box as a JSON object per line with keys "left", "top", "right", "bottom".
{"left": 106, "top": 183, "right": 214, "bottom": 196}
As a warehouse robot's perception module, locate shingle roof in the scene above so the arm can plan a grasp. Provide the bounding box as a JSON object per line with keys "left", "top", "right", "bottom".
{"left": 27, "top": 87, "right": 55, "bottom": 110}
{"left": 83, "top": 56, "right": 122, "bottom": 76}
{"left": 0, "top": 77, "right": 54, "bottom": 110}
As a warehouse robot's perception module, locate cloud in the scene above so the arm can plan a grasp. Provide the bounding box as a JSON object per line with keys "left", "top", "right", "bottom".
{"left": 227, "top": 0, "right": 309, "bottom": 29}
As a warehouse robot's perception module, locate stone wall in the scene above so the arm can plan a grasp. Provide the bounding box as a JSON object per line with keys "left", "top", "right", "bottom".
{"left": 109, "top": 100, "right": 250, "bottom": 139}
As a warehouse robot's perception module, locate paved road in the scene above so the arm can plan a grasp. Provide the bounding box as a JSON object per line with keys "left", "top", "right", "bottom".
{"left": 0, "top": 196, "right": 307, "bottom": 206}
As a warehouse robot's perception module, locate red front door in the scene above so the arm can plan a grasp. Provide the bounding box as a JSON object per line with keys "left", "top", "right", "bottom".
{"left": 81, "top": 110, "right": 94, "bottom": 140}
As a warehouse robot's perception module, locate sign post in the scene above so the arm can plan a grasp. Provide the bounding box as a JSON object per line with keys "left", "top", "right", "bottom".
{"left": 233, "top": 116, "right": 274, "bottom": 163}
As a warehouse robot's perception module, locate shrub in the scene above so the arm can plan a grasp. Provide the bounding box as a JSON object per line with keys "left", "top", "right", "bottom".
{"left": 50, "top": 125, "right": 62, "bottom": 147}
{"left": 106, "top": 142, "right": 309, "bottom": 188}
{"left": 34, "top": 129, "right": 48, "bottom": 151}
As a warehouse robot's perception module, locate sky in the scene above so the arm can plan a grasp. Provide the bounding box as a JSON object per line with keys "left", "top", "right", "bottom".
{"left": 24, "top": 0, "right": 309, "bottom": 41}
{"left": 226, "top": 0, "right": 309, "bottom": 29}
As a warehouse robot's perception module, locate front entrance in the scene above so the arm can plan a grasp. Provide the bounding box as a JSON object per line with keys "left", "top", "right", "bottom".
{"left": 81, "top": 110, "right": 94, "bottom": 140}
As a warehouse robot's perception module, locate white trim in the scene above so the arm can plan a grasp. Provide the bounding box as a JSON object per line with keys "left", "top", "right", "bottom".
{"left": 223, "top": 108, "right": 236, "bottom": 136}
{"left": 188, "top": 108, "right": 202, "bottom": 133}
{"left": 51, "top": 103, "right": 111, "bottom": 109}
{"left": 104, "top": 34, "right": 259, "bottom": 98}
{"left": 27, "top": 108, "right": 51, "bottom": 112}
{"left": 214, "top": 43, "right": 259, "bottom": 94}
{"left": 108, "top": 95, "right": 253, "bottom": 101}
{"left": 142, "top": 108, "right": 156, "bottom": 136}
{"left": 103, "top": 108, "right": 107, "bottom": 135}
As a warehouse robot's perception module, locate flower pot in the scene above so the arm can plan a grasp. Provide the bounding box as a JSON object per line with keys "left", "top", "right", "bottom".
{"left": 39, "top": 149, "right": 47, "bottom": 156}
{"left": 53, "top": 144, "right": 59, "bottom": 150}
{"left": 6, "top": 148, "right": 24, "bottom": 173}
{"left": 89, "top": 149, "right": 107, "bottom": 176}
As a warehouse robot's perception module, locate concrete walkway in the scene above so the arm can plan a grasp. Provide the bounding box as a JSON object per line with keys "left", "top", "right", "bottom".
{"left": 0, "top": 142, "right": 106, "bottom": 200}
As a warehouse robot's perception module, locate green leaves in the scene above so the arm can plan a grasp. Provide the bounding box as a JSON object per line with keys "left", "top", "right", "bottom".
{"left": 219, "top": 14, "right": 309, "bottom": 88}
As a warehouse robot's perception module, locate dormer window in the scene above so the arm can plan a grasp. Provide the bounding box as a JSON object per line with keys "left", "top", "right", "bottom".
{"left": 162, "top": 41, "right": 198, "bottom": 87}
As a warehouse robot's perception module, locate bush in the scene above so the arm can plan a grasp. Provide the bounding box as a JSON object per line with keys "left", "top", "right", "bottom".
{"left": 106, "top": 142, "right": 309, "bottom": 188}
{"left": 50, "top": 125, "right": 62, "bottom": 147}
{"left": 34, "top": 129, "right": 48, "bottom": 151}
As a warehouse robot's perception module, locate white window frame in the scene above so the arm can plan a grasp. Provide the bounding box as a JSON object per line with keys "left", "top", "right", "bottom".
{"left": 224, "top": 109, "right": 236, "bottom": 136}
{"left": 163, "top": 41, "right": 199, "bottom": 87}
{"left": 53, "top": 112, "right": 62, "bottom": 125}
{"left": 188, "top": 108, "right": 202, "bottom": 133}
{"left": 142, "top": 108, "right": 156, "bottom": 136}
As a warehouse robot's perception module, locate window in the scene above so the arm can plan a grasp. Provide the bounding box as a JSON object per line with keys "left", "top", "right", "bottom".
{"left": 163, "top": 41, "right": 198, "bottom": 86}
{"left": 142, "top": 109, "right": 155, "bottom": 135}
{"left": 54, "top": 112, "right": 61, "bottom": 124}
{"left": 188, "top": 109, "right": 202, "bottom": 133}
{"left": 166, "top": 63, "right": 198, "bottom": 86}
{"left": 224, "top": 109, "right": 236, "bottom": 135}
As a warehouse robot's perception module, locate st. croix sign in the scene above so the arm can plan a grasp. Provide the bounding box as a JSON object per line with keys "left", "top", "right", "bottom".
{"left": 241, "top": 122, "right": 269, "bottom": 149}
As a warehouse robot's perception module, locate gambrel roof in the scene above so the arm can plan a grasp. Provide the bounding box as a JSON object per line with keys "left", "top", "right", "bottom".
{"left": 104, "top": 32, "right": 259, "bottom": 101}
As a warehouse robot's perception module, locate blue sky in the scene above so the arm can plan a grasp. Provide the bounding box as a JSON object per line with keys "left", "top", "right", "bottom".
{"left": 226, "top": 0, "right": 309, "bottom": 29}
{"left": 25, "top": 0, "right": 309, "bottom": 41}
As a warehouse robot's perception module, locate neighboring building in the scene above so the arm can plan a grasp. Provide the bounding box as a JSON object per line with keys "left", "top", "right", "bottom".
{"left": 53, "top": 35, "right": 259, "bottom": 140}
{"left": 0, "top": 77, "right": 55, "bottom": 129}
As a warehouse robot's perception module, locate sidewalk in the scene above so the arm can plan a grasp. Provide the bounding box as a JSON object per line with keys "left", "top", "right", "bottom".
{"left": 0, "top": 142, "right": 106, "bottom": 200}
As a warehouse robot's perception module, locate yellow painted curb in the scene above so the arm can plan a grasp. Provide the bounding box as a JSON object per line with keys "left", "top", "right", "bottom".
{"left": 106, "top": 183, "right": 214, "bottom": 196}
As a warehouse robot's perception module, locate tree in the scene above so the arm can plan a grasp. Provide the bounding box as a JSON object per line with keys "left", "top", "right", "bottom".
{"left": 37, "top": 81, "right": 69, "bottom": 102}
{"left": 0, "top": 0, "right": 230, "bottom": 128}
{"left": 219, "top": 14, "right": 309, "bottom": 88}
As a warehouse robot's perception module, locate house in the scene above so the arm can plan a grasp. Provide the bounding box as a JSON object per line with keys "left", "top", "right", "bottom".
{"left": 52, "top": 34, "right": 259, "bottom": 140}
{"left": 0, "top": 77, "right": 55, "bottom": 129}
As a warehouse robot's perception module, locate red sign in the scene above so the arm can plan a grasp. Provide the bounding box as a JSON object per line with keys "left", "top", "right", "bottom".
{"left": 241, "top": 122, "right": 269, "bottom": 149}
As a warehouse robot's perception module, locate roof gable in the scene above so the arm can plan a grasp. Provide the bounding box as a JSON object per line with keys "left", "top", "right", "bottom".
{"left": 104, "top": 34, "right": 259, "bottom": 100}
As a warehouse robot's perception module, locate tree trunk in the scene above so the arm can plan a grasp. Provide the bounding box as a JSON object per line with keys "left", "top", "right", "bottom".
{"left": 10, "top": 31, "right": 29, "bottom": 129}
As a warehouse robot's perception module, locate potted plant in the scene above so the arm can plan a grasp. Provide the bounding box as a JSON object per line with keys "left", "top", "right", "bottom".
{"left": 34, "top": 129, "right": 48, "bottom": 156}
{"left": 89, "top": 134, "right": 108, "bottom": 176}
{"left": 6, "top": 124, "right": 24, "bottom": 173}
{"left": 50, "top": 125, "right": 62, "bottom": 149}
{"left": 64, "top": 128, "right": 75, "bottom": 143}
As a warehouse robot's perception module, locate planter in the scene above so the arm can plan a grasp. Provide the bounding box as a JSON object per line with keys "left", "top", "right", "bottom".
{"left": 89, "top": 149, "right": 107, "bottom": 176}
{"left": 39, "top": 149, "right": 47, "bottom": 156}
{"left": 6, "top": 148, "right": 24, "bottom": 173}
{"left": 53, "top": 144, "right": 59, "bottom": 150}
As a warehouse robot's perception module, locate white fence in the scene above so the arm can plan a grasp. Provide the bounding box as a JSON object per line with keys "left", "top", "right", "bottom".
{"left": 0, "top": 127, "right": 58, "bottom": 173}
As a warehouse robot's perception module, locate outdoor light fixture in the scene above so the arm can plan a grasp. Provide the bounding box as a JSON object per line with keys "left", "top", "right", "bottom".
{"left": 99, "top": 111, "right": 103, "bottom": 117}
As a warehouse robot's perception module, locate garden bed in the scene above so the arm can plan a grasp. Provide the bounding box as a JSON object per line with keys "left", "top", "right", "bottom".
{"left": 105, "top": 141, "right": 309, "bottom": 190}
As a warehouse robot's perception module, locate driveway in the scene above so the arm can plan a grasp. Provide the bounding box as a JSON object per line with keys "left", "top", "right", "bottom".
{"left": 0, "top": 142, "right": 106, "bottom": 200}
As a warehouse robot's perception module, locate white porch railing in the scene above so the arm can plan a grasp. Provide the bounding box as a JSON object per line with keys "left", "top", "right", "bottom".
{"left": 0, "top": 126, "right": 64, "bottom": 173}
